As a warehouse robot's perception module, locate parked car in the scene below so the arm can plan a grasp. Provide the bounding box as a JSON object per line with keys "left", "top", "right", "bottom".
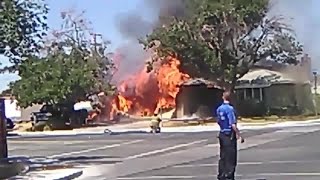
{"left": 30, "top": 105, "right": 53, "bottom": 124}
{"left": 31, "top": 104, "right": 88, "bottom": 127}
{"left": 6, "top": 118, "right": 15, "bottom": 130}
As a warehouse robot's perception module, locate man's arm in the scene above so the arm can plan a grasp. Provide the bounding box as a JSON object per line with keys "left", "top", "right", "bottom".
{"left": 227, "top": 108, "right": 244, "bottom": 142}
{"left": 215, "top": 108, "right": 219, "bottom": 123}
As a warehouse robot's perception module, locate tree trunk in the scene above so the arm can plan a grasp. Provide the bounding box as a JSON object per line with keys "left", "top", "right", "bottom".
{"left": 229, "top": 65, "right": 239, "bottom": 105}
{"left": 0, "top": 116, "right": 8, "bottom": 159}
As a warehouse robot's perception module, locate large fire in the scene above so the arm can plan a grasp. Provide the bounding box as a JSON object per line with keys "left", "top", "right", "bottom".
{"left": 109, "top": 55, "right": 190, "bottom": 120}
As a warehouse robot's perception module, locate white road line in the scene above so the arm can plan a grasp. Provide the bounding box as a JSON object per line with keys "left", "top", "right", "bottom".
{"left": 173, "top": 160, "right": 320, "bottom": 168}
{"left": 48, "top": 140, "right": 143, "bottom": 158}
{"left": 117, "top": 173, "right": 320, "bottom": 180}
{"left": 124, "top": 139, "right": 208, "bottom": 160}
{"left": 206, "top": 143, "right": 219, "bottom": 147}
{"left": 8, "top": 141, "right": 62, "bottom": 144}
{"left": 117, "top": 175, "right": 198, "bottom": 179}
{"left": 255, "top": 172, "right": 320, "bottom": 176}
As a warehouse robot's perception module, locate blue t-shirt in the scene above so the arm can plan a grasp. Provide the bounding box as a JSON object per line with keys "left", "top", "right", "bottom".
{"left": 216, "top": 102, "right": 236, "bottom": 134}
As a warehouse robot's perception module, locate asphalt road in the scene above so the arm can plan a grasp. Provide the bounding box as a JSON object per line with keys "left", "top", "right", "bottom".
{"left": 7, "top": 124, "right": 320, "bottom": 180}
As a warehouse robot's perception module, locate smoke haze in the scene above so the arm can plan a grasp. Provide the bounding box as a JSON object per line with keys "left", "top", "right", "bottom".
{"left": 269, "top": 0, "right": 320, "bottom": 70}
{"left": 113, "top": 0, "right": 320, "bottom": 83}
{"left": 115, "top": 13, "right": 153, "bottom": 40}
{"left": 113, "top": 0, "right": 189, "bottom": 84}
{"left": 115, "top": 0, "right": 188, "bottom": 40}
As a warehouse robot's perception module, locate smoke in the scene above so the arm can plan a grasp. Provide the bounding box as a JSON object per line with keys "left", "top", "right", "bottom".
{"left": 113, "top": 0, "right": 320, "bottom": 84}
{"left": 144, "top": 0, "right": 189, "bottom": 24}
{"left": 115, "top": 0, "right": 188, "bottom": 40}
{"left": 269, "top": 0, "right": 320, "bottom": 70}
{"left": 113, "top": 0, "right": 190, "bottom": 84}
{"left": 115, "top": 13, "right": 153, "bottom": 40}
{"left": 112, "top": 42, "right": 151, "bottom": 83}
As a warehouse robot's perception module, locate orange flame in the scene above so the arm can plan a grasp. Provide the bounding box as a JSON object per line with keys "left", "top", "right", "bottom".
{"left": 109, "top": 56, "right": 190, "bottom": 119}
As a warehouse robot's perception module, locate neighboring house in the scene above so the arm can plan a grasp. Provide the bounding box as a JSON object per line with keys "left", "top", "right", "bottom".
{"left": 234, "top": 53, "right": 314, "bottom": 117}
{"left": 235, "top": 68, "right": 314, "bottom": 117}
{"left": 0, "top": 96, "right": 22, "bottom": 122}
{"left": 20, "top": 104, "right": 43, "bottom": 121}
{"left": 174, "top": 78, "right": 224, "bottom": 119}
{"left": 0, "top": 95, "right": 44, "bottom": 122}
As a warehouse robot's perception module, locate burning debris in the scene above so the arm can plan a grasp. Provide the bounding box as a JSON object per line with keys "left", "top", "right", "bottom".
{"left": 108, "top": 55, "right": 190, "bottom": 120}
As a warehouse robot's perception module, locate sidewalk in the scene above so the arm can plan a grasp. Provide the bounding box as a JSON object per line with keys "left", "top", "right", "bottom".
{"left": 10, "top": 121, "right": 150, "bottom": 137}
{"left": 10, "top": 118, "right": 320, "bottom": 137}
{"left": 1, "top": 156, "right": 84, "bottom": 180}
{"left": 13, "top": 168, "right": 83, "bottom": 180}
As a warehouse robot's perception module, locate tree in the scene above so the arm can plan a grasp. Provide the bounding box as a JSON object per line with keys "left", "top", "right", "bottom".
{"left": 0, "top": 0, "right": 48, "bottom": 71}
{"left": 142, "top": 0, "right": 303, "bottom": 90}
{"left": 9, "top": 10, "right": 115, "bottom": 116}
{"left": 0, "top": 0, "right": 47, "bottom": 160}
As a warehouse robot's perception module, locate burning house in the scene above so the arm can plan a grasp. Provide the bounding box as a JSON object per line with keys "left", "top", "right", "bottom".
{"left": 174, "top": 78, "right": 224, "bottom": 119}
{"left": 99, "top": 42, "right": 313, "bottom": 121}
{"left": 106, "top": 56, "right": 190, "bottom": 120}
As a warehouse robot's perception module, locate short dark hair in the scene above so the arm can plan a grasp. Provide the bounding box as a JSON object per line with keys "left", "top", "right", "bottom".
{"left": 223, "top": 91, "right": 231, "bottom": 101}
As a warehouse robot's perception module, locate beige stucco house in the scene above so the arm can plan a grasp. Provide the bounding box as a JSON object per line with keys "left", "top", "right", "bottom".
{"left": 235, "top": 68, "right": 314, "bottom": 116}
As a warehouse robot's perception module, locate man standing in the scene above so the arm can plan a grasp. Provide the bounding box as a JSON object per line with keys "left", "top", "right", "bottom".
{"left": 216, "top": 91, "right": 244, "bottom": 180}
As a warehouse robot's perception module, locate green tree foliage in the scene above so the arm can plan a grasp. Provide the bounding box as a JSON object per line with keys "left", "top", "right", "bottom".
{"left": 11, "top": 50, "right": 95, "bottom": 108}
{"left": 0, "top": 0, "right": 48, "bottom": 70}
{"left": 9, "top": 10, "right": 115, "bottom": 108}
{"left": 142, "top": 0, "right": 303, "bottom": 89}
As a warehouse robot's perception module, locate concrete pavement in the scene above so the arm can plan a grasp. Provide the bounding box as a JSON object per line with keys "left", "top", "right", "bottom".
{"left": 6, "top": 123, "right": 320, "bottom": 179}
{"left": 116, "top": 126, "right": 320, "bottom": 180}
{"left": 6, "top": 128, "right": 276, "bottom": 179}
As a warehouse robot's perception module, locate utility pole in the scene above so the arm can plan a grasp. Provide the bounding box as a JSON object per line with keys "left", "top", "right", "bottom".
{"left": 313, "top": 71, "right": 318, "bottom": 116}
{"left": 0, "top": 98, "right": 8, "bottom": 158}
{"left": 90, "top": 33, "right": 102, "bottom": 53}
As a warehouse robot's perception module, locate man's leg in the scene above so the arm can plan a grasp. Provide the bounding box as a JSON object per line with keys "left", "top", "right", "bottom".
{"left": 224, "top": 136, "right": 237, "bottom": 180}
{"left": 218, "top": 134, "right": 227, "bottom": 180}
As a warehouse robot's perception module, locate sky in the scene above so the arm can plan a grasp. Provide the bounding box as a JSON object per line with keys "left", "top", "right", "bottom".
{"left": 46, "top": 0, "right": 145, "bottom": 50}
{"left": 0, "top": 0, "right": 150, "bottom": 92}
{"left": 1, "top": 0, "right": 320, "bottom": 92}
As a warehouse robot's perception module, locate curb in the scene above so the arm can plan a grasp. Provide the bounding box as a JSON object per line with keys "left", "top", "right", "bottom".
{"left": 7, "top": 132, "right": 106, "bottom": 138}
{"left": 3, "top": 157, "right": 83, "bottom": 180}
{"left": 23, "top": 169, "right": 83, "bottom": 180}
{"left": 0, "top": 160, "right": 30, "bottom": 180}
{"left": 53, "top": 170, "right": 83, "bottom": 180}
{"left": 9, "top": 118, "right": 320, "bottom": 136}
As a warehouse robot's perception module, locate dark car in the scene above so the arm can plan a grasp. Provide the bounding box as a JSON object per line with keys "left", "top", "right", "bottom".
{"left": 30, "top": 105, "right": 54, "bottom": 124}
{"left": 31, "top": 104, "right": 88, "bottom": 127}
{"left": 6, "top": 118, "right": 14, "bottom": 130}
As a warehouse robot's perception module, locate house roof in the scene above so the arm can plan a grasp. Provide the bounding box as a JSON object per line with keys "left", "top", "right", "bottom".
{"left": 181, "top": 78, "right": 223, "bottom": 89}
{"left": 237, "top": 69, "right": 297, "bottom": 88}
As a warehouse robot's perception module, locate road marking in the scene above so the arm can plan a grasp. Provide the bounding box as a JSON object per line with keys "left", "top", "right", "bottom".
{"left": 48, "top": 140, "right": 143, "bottom": 158}
{"left": 117, "top": 175, "right": 198, "bottom": 179}
{"left": 173, "top": 160, "right": 320, "bottom": 168}
{"left": 206, "top": 143, "right": 219, "bottom": 147}
{"left": 124, "top": 139, "right": 208, "bottom": 160}
{"left": 117, "top": 173, "right": 320, "bottom": 179}
{"left": 254, "top": 172, "right": 320, "bottom": 176}
{"left": 8, "top": 140, "right": 62, "bottom": 144}
{"left": 63, "top": 141, "right": 87, "bottom": 145}
{"left": 9, "top": 140, "right": 86, "bottom": 144}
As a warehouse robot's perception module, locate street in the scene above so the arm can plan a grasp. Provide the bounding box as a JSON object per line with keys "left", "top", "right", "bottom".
{"left": 7, "top": 124, "right": 320, "bottom": 180}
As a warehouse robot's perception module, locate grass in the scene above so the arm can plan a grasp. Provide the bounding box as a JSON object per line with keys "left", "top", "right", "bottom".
{"left": 162, "top": 121, "right": 211, "bottom": 127}
{"left": 239, "top": 115, "right": 319, "bottom": 123}
{"left": 13, "top": 121, "right": 33, "bottom": 132}
{"left": 14, "top": 121, "right": 72, "bottom": 132}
